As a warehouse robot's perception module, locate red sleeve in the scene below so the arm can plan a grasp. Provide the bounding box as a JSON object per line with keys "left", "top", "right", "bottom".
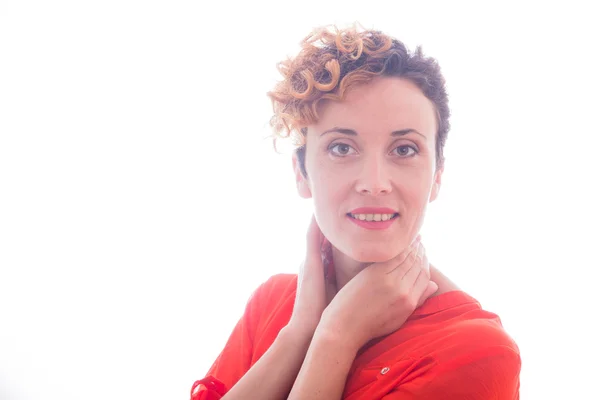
{"left": 383, "top": 346, "right": 521, "bottom": 400}
{"left": 190, "top": 376, "right": 226, "bottom": 400}
{"left": 190, "top": 278, "right": 271, "bottom": 400}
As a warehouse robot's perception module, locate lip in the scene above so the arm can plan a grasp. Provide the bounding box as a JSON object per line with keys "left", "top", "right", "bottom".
{"left": 349, "top": 207, "right": 398, "bottom": 214}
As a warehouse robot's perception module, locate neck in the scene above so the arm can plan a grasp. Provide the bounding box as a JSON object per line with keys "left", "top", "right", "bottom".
{"left": 331, "top": 246, "right": 460, "bottom": 295}
{"left": 331, "top": 247, "right": 370, "bottom": 291}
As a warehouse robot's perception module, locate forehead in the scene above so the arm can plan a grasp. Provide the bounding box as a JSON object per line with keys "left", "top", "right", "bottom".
{"left": 312, "top": 77, "right": 438, "bottom": 139}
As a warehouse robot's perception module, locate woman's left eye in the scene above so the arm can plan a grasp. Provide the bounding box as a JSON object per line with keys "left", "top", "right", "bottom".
{"left": 392, "top": 145, "right": 417, "bottom": 157}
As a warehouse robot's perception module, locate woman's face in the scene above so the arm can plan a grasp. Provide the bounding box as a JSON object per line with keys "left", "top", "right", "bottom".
{"left": 294, "top": 77, "right": 443, "bottom": 262}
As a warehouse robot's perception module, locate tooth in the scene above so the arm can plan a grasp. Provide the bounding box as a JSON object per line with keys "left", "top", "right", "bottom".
{"left": 381, "top": 214, "right": 389, "bottom": 221}
{"left": 374, "top": 214, "right": 382, "bottom": 221}
{"left": 366, "top": 214, "right": 374, "bottom": 221}
{"left": 359, "top": 214, "right": 366, "bottom": 220}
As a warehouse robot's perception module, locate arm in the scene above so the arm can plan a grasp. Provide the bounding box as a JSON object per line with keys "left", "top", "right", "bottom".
{"left": 192, "top": 325, "right": 313, "bottom": 400}
{"left": 287, "top": 239, "right": 437, "bottom": 400}
{"left": 191, "top": 279, "right": 316, "bottom": 400}
{"left": 192, "top": 277, "right": 314, "bottom": 400}
{"left": 193, "top": 216, "right": 336, "bottom": 400}
{"left": 287, "top": 337, "right": 521, "bottom": 400}
{"left": 220, "top": 325, "right": 313, "bottom": 400}
{"left": 287, "top": 326, "right": 360, "bottom": 400}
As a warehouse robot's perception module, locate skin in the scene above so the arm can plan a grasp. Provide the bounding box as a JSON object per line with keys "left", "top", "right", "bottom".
{"left": 218, "top": 76, "right": 459, "bottom": 400}
{"left": 285, "top": 76, "right": 462, "bottom": 399}
{"left": 293, "top": 76, "right": 458, "bottom": 293}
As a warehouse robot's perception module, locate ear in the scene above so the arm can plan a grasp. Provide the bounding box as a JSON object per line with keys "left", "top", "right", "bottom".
{"left": 292, "top": 153, "right": 312, "bottom": 199}
{"left": 429, "top": 166, "right": 443, "bottom": 202}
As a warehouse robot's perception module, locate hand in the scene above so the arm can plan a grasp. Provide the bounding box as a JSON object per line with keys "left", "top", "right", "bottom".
{"left": 318, "top": 237, "right": 438, "bottom": 351}
{"left": 287, "top": 215, "right": 337, "bottom": 338}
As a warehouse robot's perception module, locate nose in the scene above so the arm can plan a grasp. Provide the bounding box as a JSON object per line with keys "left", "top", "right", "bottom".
{"left": 354, "top": 156, "right": 392, "bottom": 196}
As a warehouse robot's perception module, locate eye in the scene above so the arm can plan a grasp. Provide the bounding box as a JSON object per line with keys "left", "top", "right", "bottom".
{"left": 392, "top": 145, "right": 418, "bottom": 158}
{"left": 329, "top": 143, "right": 357, "bottom": 157}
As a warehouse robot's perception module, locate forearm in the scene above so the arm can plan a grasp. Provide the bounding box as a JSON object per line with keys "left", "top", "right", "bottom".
{"left": 287, "top": 326, "right": 359, "bottom": 400}
{"left": 222, "top": 325, "right": 312, "bottom": 400}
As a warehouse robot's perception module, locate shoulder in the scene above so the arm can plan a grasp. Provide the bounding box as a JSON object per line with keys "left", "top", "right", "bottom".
{"left": 384, "top": 314, "right": 521, "bottom": 399}
{"left": 389, "top": 293, "right": 521, "bottom": 398}
{"left": 425, "top": 294, "right": 520, "bottom": 370}
{"left": 422, "top": 306, "right": 521, "bottom": 398}
{"left": 252, "top": 273, "right": 298, "bottom": 302}
{"left": 436, "top": 316, "right": 521, "bottom": 375}
{"left": 263, "top": 273, "right": 298, "bottom": 291}
{"left": 244, "top": 273, "right": 298, "bottom": 324}
{"left": 432, "top": 321, "right": 521, "bottom": 398}
{"left": 451, "top": 314, "right": 519, "bottom": 353}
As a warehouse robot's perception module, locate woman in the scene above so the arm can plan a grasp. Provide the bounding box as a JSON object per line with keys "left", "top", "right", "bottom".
{"left": 191, "top": 25, "right": 521, "bottom": 399}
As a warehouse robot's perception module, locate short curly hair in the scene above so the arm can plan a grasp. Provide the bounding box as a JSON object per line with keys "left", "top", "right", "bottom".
{"left": 267, "top": 24, "right": 450, "bottom": 177}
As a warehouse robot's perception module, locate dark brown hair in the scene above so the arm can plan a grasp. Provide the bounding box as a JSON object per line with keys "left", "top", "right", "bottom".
{"left": 267, "top": 24, "right": 450, "bottom": 177}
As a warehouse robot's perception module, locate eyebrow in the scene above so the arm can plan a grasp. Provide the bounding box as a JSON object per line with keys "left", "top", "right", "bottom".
{"left": 319, "top": 127, "right": 427, "bottom": 139}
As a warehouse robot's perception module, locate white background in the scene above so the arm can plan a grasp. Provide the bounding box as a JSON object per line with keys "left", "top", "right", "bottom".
{"left": 1, "top": 1, "right": 599, "bottom": 399}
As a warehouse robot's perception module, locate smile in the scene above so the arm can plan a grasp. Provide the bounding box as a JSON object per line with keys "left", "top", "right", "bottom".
{"left": 346, "top": 213, "right": 399, "bottom": 230}
{"left": 348, "top": 213, "right": 398, "bottom": 222}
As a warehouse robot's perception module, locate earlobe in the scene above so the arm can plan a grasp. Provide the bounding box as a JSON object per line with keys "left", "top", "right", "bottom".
{"left": 292, "top": 154, "right": 312, "bottom": 199}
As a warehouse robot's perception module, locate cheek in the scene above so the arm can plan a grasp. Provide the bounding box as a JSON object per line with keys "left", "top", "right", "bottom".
{"left": 309, "top": 159, "right": 348, "bottom": 202}
{"left": 309, "top": 174, "right": 349, "bottom": 239}
{"left": 402, "top": 167, "right": 435, "bottom": 203}
{"left": 395, "top": 171, "right": 434, "bottom": 232}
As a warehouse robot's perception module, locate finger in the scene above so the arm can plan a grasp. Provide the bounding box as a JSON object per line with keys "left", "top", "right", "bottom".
{"left": 418, "top": 244, "right": 431, "bottom": 279}
{"left": 413, "top": 252, "right": 436, "bottom": 307}
{"left": 396, "top": 242, "right": 426, "bottom": 284}
{"left": 384, "top": 236, "right": 421, "bottom": 274}
{"left": 394, "top": 239, "right": 424, "bottom": 278}
{"left": 411, "top": 252, "right": 432, "bottom": 301}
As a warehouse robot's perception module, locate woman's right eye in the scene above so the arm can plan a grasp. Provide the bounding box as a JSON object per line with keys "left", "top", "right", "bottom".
{"left": 329, "top": 143, "right": 357, "bottom": 157}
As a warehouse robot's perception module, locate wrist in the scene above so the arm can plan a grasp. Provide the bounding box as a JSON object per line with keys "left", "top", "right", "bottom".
{"left": 280, "top": 322, "right": 316, "bottom": 349}
{"left": 314, "top": 318, "right": 362, "bottom": 356}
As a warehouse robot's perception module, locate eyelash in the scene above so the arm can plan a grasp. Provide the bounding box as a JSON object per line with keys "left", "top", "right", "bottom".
{"left": 328, "top": 143, "right": 418, "bottom": 158}
{"left": 391, "top": 145, "right": 418, "bottom": 157}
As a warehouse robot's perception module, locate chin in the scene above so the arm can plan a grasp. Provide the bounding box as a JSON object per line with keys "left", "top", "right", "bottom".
{"left": 344, "top": 232, "right": 415, "bottom": 264}
{"left": 350, "top": 246, "right": 399, "bottom": 264}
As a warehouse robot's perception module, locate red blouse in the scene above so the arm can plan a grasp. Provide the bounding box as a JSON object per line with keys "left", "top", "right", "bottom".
{"left": 191, "top": 274, "right": 520, "bottom": 399}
